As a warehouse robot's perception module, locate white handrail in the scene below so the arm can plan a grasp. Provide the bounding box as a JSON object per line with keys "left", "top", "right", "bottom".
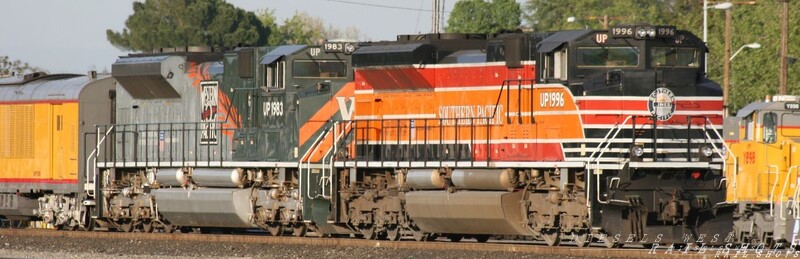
{"left": 320, "top": 121, "right": 353, "bottom": 199}
{"left": 592, "top": 116, "right": 632, "bottom": 205}
{"left": 85, "top": 126, "right": 114, "bottom": 198}
{"left": 318, "top": 122, "right": 336, "bottom": 199}
{"left": 767, "top": 165, "right": 780, "bottom": 216}
{"left": 300, "top": 126, "right": 333, "bottom": 199}
{"left": 779, "top": 166, "right": 799, "bottom": 220}
{"left": 587, "top": 116, "right": 632, "bottom": 162}
{"left": 703, "top": 117, "right": 737, "bottom": 201}
{"left": 585, "top": 115, "right": 630, "bottom": 205}
{"left": 794, "top": 179, "right": 800, "bottom": 219}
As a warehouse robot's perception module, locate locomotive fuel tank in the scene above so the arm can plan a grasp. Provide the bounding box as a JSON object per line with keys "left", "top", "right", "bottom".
{"left": 151, "top": 188, "right": 254, "bottom": 228}
{"left": 405, "top": 190, "right": 529, "bottom": 235}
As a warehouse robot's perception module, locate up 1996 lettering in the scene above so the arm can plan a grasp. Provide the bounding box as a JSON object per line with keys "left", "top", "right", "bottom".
{"left": 540, "top": 92, "right": 565, "bottom": 108}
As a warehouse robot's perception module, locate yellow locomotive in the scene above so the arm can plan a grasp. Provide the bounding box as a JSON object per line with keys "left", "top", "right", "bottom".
{"left": 0, "top": 72, "right": 114, "bottom": 227}
{"left": 725, "top": 95, "right": 800, "bottom": 246}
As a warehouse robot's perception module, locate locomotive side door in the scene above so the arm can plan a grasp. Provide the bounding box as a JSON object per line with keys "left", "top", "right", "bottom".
{"left": 758, "top": 111, "right": 778, "bottom": 199}
{"left": 261, "top": 92, "right": 286, "bottom": 160}
{"left": 51, "top": 104, "right": 67, "bottom": 180}
{"left": 261, "top": 57, "right": 288, "bottom": 161}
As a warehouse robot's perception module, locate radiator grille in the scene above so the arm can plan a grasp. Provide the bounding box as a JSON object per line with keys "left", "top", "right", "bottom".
{"left": 0, "top": 105, "right": 34, "bottom": 158}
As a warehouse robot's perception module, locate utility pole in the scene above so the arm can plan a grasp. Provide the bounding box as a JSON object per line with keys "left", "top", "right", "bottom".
{"left": 779, "top": 0, "right": 789, "bottom": 95}
{"left": 723, "top": 9, "right": 732, "bottom": 115}
{"left": 583, "top": 15, "right": 620, "bottom": 29}
{"left": 432, "top": 0, "right": 443, "bottom": 34}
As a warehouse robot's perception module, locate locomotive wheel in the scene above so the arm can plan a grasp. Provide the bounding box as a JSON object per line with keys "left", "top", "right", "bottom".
{"left": 573, "top": 231, "right": 590, "bottom": 247}
{"left": 542, "top": 229, "right": 561, "bottom": 246}
{"left": 448, "top": 234, "right": 463, "bottom": 242}
{"left": 142, "top": 220, "right": 154, "bottom": 233}
{"left": 119, "top": 220, "right": 136, "bottom": 233}
{"left": 386, "top": 226, "right": 401, "bottom": 241}
{"left": 412, "top": 229, "right": 428, "bottom": 242}
{"left": 11, "top": 220, "right": 27, "bottom": 229}
{"left": 475, "top": 235, "right": 490, "bottom": 243}
{"left": 292, "top": 223, "right": 307, "bottom": 237}
{"left": 267, "top": 223, "right": 284, "bottom": 236}
{"left": 359, "top": 224, "right": 376, "bottom": 240}
{"left": 376, "top": 230, "right": 389, "bottom": 240}
{"left": 159, "top": 222, "right": 176, "bottom": 233}
{"left": 84, "top": 218, "right": 96, "bottom": 232}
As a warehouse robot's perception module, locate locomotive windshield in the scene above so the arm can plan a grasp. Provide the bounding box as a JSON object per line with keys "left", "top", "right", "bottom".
{"left": 292, "top": 60, "right": 347, "bottom": 78}
{"left": 782, "top": 113, "right": 800, "bottom": 137}
{"left": 650, "top": 47, "right": 699, "bottom": 68}
{"left": 576, "top": 47, "right": 638, "bottom": 67}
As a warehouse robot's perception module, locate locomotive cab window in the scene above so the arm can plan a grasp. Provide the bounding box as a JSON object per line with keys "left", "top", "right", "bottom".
{"left": 743, "top": 114, "right": 755, "bottom": 141}
{"left": 781, "top": 113, "right": 800, "bottom": 137}
{"left": 576, "top": 47, "right": 638, "bottom": 67}
{"left": 651, "top": 47, "right": 699, "bottom": 68}
{"left": 292, "top": 60, "right": 347, "bottom": 78}
{"left": 543, "top": 49, "right": 568, "bottom": 81}
{"left": 265, "top": 60, "right": 285, "bottom": 89}
{"left": 763, "top": 112, "right": 777, "bottom": 143}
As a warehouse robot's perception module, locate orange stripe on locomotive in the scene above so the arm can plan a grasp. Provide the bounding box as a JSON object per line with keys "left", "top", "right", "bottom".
{"left": 349, "top": 63, "right": 584, "bottom": 162}
{"left": 300, "top": 82, "right": 356, "bottom": 162}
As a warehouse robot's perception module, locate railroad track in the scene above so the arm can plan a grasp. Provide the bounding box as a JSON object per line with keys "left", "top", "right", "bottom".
{"left": 0, "top": 228, "right": 718, "bottom": 258}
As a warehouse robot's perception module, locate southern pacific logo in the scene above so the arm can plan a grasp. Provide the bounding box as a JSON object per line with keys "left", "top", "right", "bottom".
{"left": 438, "top": 105, "right": 504, "bottom": 126}
{"left": 648, "top": 87, "right": 676, "bottom": 121}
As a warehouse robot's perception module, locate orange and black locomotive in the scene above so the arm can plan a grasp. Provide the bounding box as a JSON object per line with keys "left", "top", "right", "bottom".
{"left": 0, "top": 25, "right": 737, "bottom": 248}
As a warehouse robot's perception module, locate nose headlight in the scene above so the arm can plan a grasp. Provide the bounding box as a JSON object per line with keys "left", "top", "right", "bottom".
{"left": 636, "top": 28, "right": 647, "bottom": 38}
{"left": 646, "top": 27, "right": 656, "bottom": 38}
{"left": 631, "top": 145, "right": 644, "bottom": 157}
{"left": 701, "top": 146, "right": 714, "bottom": 158}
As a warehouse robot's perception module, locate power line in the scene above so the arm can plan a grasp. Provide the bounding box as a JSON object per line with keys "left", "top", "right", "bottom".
{"left": 323, "top": 0, "right": 450, "bottom": 13}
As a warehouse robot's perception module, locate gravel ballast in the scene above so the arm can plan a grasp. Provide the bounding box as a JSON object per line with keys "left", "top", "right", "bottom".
{"left": 0, "top": 234, "right": 566, "bottom": 258}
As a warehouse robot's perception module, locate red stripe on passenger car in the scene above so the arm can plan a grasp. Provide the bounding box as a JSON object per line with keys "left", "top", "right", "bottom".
{"left": 0, "top": 178, "right": 78, "bottom": 184}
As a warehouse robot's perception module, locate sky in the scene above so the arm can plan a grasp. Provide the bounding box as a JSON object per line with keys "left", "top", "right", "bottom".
{"left": 0, "top": 0, "right": 526, "bottom": 74}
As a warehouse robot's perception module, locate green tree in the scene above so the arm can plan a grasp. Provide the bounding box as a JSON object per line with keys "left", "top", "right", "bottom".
{"left": 256, "top": 9, "right": 283, "bottom": 45}
{"left": 446, "top": 0, "right": 521, "bottom": 33}
{"left": 107, "top": 0, "right": 269, "bottom": 51}
{"left": 523, "top": 0, "right": 670, "bottom": 31}
{"left": 257, "top": 10, "right": 363, "bottom": 45}
{"left": 722, "top": 1, "right": 800, "bottom": 111}
{"left": 522, "top": 0, "right": 800, "bottom": 112}
{"left": 279, "top": 12, "right": 327, "bottom": 45}
{"left": 0, "top": 56, "right": 44, "bottom": 76}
